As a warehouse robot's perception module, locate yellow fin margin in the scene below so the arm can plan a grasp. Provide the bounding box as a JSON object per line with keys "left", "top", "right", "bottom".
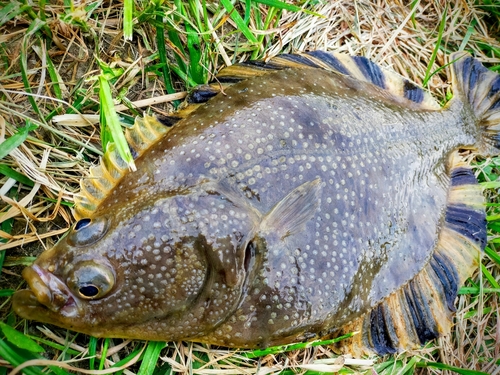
{"left": 74, "top": 115, "right": 169, "bottom": 219}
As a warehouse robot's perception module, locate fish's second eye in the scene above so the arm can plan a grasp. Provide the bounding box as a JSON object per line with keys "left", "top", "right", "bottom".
{"left": 67, "top": 217, "right": 109, "bottom": 247}
{"left": 74, "top": 218, "right": 91, "bottom": 231}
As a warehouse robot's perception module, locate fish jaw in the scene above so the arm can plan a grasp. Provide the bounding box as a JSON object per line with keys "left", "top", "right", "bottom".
{"left": 13, "top": 264, "right": 80, "bottom": 322}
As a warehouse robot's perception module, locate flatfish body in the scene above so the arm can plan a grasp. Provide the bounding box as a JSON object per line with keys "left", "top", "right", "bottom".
{"left": 13, "top": 52, "right": 499, "bottom": 354}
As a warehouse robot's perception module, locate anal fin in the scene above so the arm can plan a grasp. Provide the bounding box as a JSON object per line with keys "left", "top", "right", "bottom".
{"left": 338, "top": 152, "right": 485, "bottom": 355}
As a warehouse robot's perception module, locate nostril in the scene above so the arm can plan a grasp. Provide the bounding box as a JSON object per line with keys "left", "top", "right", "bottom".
{"left": 75, "top": 218, "right": 91, "bottom": 231}
{"left": 22, "top": 265, "right": 52, "bottom": 307}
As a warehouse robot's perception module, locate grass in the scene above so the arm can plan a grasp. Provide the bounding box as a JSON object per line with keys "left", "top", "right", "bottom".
{"left": 0, "top": 0, "right": 500, "bottom": 374}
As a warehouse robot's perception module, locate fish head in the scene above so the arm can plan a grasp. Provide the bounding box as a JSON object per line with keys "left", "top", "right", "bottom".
{"left": 13, "top": 216, "right": 117, "bottom": 332}
{"left": 12, "top": 202, "right": 212, "bottom": 338}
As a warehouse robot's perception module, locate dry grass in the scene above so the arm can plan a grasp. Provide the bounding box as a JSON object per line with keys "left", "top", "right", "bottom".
{"left": 1, "top": 0, "right": 500, "bottom": 374}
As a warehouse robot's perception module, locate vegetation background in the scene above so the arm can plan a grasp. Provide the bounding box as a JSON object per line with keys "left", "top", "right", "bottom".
{"left": 0, "top": 0, "right": 499, "bottom": 374}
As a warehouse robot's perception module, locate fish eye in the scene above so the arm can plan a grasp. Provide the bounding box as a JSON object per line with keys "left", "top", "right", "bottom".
{"left": 78, "top": 285, "right": 100, "bottom": 298}
{"left": 67, "top": 217, "right": 109, "bottom": 247}
{"left": 66, "top": 261, "right": 115, "bottom": 300}
{"left": 74, "top": 218, "right": 91, "bottom": 231}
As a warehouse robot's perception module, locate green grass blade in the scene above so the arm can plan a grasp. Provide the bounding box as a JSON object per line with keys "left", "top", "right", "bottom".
{"left": 44, "top": 54, "right": 64, "bottom": 100}
{"left": 481, "top": 263, "right": 500, "bottom": 291}
{"left": 88, "top": 337, "right": 97, "bottom": 370}
{"left": 98, "top": 75, "right": 136, "bottom": 171}
{"left": 251, "top": 0, "right": 324, "bottom": 17}
{"left": 410, "top": 0, "right": 419, "bottom": 28}
{"left": 0, "top": 216, "right": 12, "bottom": 278}
{"left": 168, "top": 63, "right": 198, "bottom": 87}
{"left": 123, "top": 0, "right": 133, "bottom": 41}
{"left": 220, "top": 0, "right": 258, "bottom": 44}
{"left": 98, "top": 338, "right": 110, "bottom": 370}
{"left": 0, "top": 289, "right": 14, "bottom": 297}
{"left": 4, "top": 256, "right": 36, "bottom": 266}
{"left": 0, "top": 123, "right": 37, "bottom": 160}
{"left": 399, "top": 356, "right": 418, "bottom": 375}
{"left": 251, "top": 4, "right": 280, "bottom": 59}
{"left": 485, "top": 246, "right": 500, "bottom": 266}
{"left": 166, "top": 28, "right": 188, "bottom": 72}
{"left": 155, "top": 14, "right": 180, "bottom": 108}
{"left": 166, "top": 0, "right": 188, "bottom": 71}
{"left": 0, "top": 1, "right": 30, "bottom": 27}
{"left": 0, "top": 323, "right": 44, "bottom": 353}
{"left": 137, "top": 341, "right": 167, "bottom": 374}
{"left": 243, "top": 332, "right": 355, "bottom": 358}
{"left": 458, "top": 18, "right": 477, "bottom": 52}
{"left": 0, "top": 337, "right": 68, "bottom": 375}
{"left": 476, "top": 42, "right": 500, "bottom": 59}
{"left": 185, "top": 2, "right": 207, "bottom": 84}
{"left": 482, "top": 180, "right": 500, "bottom": 189}
{"left": 423, "top": 4, "right": 447, "bottom": 86}
{"left": 0, "top": 164, "right": 35, "bottom": 186}
{"left": 26, "top": 335, "right": 80, "bottom": 356}
{"left": 0, "top": 338, "right": 45, "bottom": 375}
{"left": 38, "top": 0, "right": 46, "bottom": 22}
{"left": 458, "top": 287, "right": 500, "bottom": 294}
{"left": 185, "top": 27, "right": 204, "bottom": 84}
{"left": 244, "top": 0, "right": 251, "bottom": 23}
{"left": 110, "top": 346, "right": 145, "bottom": 369}
{"left": 18, "top": 0, "right": 52, "bottom": 37}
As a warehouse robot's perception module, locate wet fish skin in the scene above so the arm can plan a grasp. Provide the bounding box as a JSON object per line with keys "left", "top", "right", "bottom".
{"left": 12, "top": 52, "right": 498, "bottom": 353}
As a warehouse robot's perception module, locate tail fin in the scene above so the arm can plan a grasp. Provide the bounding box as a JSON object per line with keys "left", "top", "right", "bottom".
{"left": 451, "top": 52, "right": 500, "bottom": 155}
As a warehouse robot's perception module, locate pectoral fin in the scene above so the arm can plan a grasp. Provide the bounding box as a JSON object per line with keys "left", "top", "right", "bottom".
{"left": 260, "top": 179, "right": 322, "bottom": 239}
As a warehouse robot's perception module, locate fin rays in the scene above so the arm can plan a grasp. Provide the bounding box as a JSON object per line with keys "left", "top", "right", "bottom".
{"left": 74, "top": 116, "right": 170, "bottom": 219}
{"left": 340, "top": 153, "right": 484, "bottom": 355}
{"left": 451, "top": 52, "right": 500, "bottom": 152}
{"left": 214, "top": 51, "right": 440, "bottom": 110}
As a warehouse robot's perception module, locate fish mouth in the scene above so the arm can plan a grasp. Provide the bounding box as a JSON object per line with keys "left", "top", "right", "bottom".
{"left": 13, "top": 264, "right": 79, "bottom": 321}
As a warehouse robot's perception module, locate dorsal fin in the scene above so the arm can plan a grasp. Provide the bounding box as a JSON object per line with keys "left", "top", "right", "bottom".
{"left": 214, "top": 51, "right": 440, "bottom": 110}
{"left": 73, "top": 115, "right": 170, "bottom": 219}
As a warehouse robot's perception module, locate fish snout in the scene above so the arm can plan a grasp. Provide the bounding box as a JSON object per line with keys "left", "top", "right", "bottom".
{"left": 20, "top": 264, "right": 78, "bottom": 317}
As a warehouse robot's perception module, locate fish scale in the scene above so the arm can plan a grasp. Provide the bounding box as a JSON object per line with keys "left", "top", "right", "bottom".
{"left": 12, "top": 51, "right": 498, "bottom": 354}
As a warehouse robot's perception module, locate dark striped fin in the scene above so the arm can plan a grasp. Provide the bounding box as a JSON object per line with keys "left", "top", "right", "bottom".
{"left": 157, "top": 115, "right": 182, "bottom": 127}
{"left": 340, "top": 152, "right": 484, "bottom": 355}
{"left": 74, "top": 116, "right": 170, "bottom": 219}
{"left": 306, "top": 51, "right": 439, "bottom": 109}
{"left": 303, "top": 51, "right": 437, "bottom": 109}
{"left": 215, "top": 61, "right": 284, "bottom": 84}
{"left": 186, "top": 85, "right": 220, "bottom": 104}
{"left": 215, "top": 51, "right": 440, "bottom": 109}
{"left": 450, "top": 52, "right": 500, "bottom": 153}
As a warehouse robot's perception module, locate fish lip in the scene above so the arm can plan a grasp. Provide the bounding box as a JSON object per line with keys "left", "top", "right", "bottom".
{"left": 12, "top": 289, "right": 44, "bottom": 320}
{"left": 20, "top": 264, "right": 79, "bottom": 317}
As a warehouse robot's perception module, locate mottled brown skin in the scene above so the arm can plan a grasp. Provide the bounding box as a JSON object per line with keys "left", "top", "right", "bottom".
{"left": 13, "top": 67, "right": 476, "bottom": 348}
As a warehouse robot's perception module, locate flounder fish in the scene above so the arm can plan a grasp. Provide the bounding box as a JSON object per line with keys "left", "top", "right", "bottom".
{"left": 12, "top": 51, "right": 500, "bottom": 354}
